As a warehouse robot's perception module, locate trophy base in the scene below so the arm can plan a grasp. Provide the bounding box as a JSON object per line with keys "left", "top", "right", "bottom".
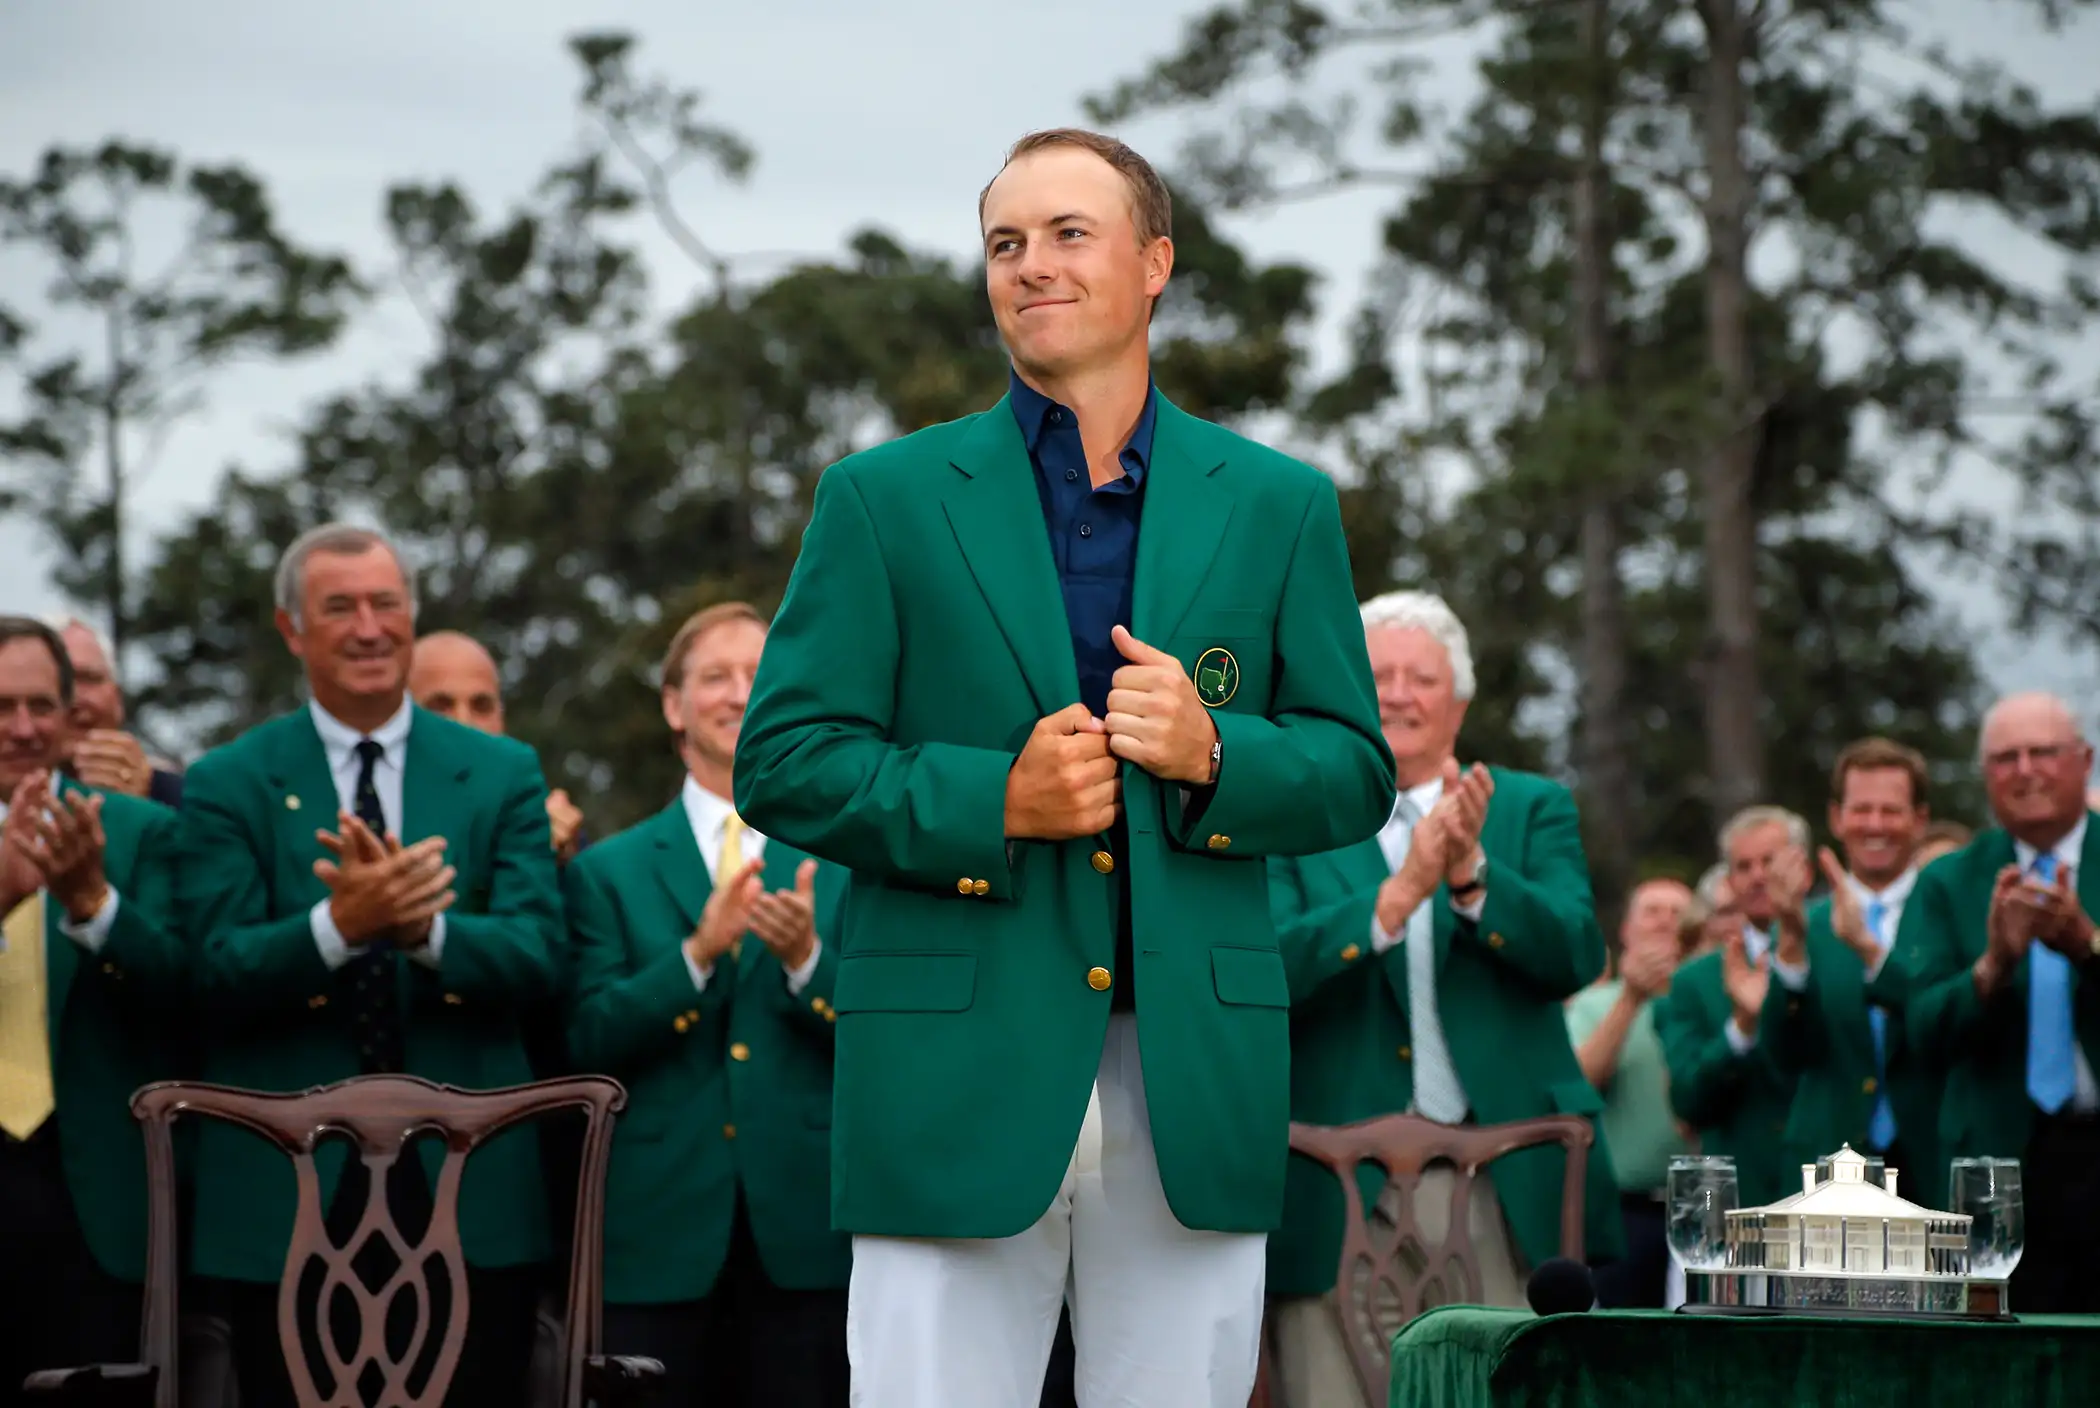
{"left": 1682, "top": 1268, "right": 2015, "bottom": 1321}
{"left": 1677, "top": 1302, "right": 2019, "bottom": 1324}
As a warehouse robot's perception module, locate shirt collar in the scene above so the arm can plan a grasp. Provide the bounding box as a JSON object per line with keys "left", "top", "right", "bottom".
{"left": 1008, "top": 368, "right": 1158, "bottom": 482}
{"left": 309, "top": 696, "right": 413, "bottom": 765}
{"left": 2014, "top": 813, "right": 2088, "bottom": 872}
{"left": 1846, "top": 867, "right": 1917, "bottom": 910}
{"left": 680, "top": 774, "right": 744, "bottom": 849}
{"left": 1385, "top": 774, "right": 1446, "bottom": 829}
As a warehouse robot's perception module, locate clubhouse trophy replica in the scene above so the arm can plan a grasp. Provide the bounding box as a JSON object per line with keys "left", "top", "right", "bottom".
{"left": 1682, "top": 1146, "right": 2012, "bottom": 1319}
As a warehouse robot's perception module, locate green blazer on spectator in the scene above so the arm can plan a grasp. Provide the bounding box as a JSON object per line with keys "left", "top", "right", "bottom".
{"left": 1265, "top": 767, "right": 1620, "bottom": 1297}
{"left": 1893, "top": 822, "right": 2100, "bottom": 1173}
{"left": 1760, "top": 895, "right": 1943, "bottom": 1206}
{"left": 564, "top": 799, "right": 851, "bottom": 1303}
{"left": 176, "top": 706, "right": 562, "bottom": 1283}
{"left": 1655, "top": 943, "right": 1797, "bottom": 1207}
{"left": 733, "top": 394, "right": 1395, "bottom": 1240}
{"left": 31, "top": 778, "right": 187, "bottom": 1284}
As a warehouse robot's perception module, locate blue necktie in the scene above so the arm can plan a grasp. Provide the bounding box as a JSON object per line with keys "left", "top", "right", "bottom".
{"left": 2026, "top": 854, "right": 2077, "bottom": 1114}
{"left": 1863, "top": 898, "right": 1898, "bottom": 1150}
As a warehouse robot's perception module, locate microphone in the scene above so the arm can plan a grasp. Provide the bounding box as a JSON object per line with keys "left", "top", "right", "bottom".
{"left": 1525, "top": 1257, "right": 1597, "bottom": 1316}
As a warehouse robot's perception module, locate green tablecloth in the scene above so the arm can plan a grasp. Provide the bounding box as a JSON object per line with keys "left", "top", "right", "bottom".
{"left": 1388, "top": 1307, "right": 2100, "bottom": 1407}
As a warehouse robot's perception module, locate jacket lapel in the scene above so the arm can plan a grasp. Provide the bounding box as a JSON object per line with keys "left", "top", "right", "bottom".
{"left": 652, "top": 799, "right": 712, "bottom": 935}
{"left": 264, "top": 711, "right": 344, "bottom": 908}
{"left": 400, "top": 708, "right": 472, "bottom": 849}
{"left": 943, "top": 398, "right": 1080, "bottom": 715}
{"left": 1131, "top": 400, "right": 1233, "bottom": 644}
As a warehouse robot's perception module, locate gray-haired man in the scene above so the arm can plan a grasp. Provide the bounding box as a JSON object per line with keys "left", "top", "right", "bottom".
{"left": 176, "top": 523, "right": 561, "bottom": 1405}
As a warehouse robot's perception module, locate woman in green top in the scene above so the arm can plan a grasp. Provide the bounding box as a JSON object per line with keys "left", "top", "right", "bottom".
{"left": 1566, "top": 877, "right": 1704, "bottom": 1306}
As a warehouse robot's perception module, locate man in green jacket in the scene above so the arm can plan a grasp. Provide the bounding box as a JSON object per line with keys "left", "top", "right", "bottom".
{"left": 567, "top": 603, "right": 851, "bottom": 1408}
{"left": 1263, "top": 592, "right": 1616, "bottom": 1407}
{"left": 1761, "top": 737, "right": 1939, "bottom": 1203}
{"left": 1890, "top": 692, "right": 2100, "bottom": 1312}
{"left": 0, "top": 615, "right": 186, "bottom": 1399}
{"left": 1654, "top": 805, "right": 1809, "bottom": 1208}
{"left": 734, "top": 129, "right": 1393, "bottom": 1408}
{"left": 178, "top": 524, "right": 561, "bottom": 1406}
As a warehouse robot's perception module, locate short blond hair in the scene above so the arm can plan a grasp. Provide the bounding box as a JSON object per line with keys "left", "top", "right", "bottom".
{"left": 660, "top": 602, "right": 767, "bottom": 690}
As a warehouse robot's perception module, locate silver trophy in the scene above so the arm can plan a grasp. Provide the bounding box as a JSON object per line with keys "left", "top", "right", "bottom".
{"left": 1680, "top": 1145, "right": 2014, "bottom": 1319}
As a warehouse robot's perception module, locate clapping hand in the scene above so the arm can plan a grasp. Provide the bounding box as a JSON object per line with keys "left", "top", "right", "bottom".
{"left": 686, "top": 857, "right": 765, "bottom": 970}
{"left": 1721, "top": 929, "right": 1770, "bottom": 1035}
{"left": 748, "top": 858, "right": 820, "bottom": 970}
{"left": 314, "top": 812, "right": 455, "bottom": 947}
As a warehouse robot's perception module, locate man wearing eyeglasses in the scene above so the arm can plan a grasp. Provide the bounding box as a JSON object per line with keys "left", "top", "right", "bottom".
{"left": 1891, "top": 691, "right": 2100, "bottom": 1312}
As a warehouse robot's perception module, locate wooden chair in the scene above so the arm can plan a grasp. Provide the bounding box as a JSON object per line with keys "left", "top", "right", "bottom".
{"left": 26, "top": 1074, "right": 662, "bottom": 1408}
{"left": 1253, "top": 1112, "right": 1594, "bottom": 1408}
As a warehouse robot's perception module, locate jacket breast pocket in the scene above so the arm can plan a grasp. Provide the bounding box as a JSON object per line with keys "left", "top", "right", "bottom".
{"left": 1211, "top": 946, "right": 1289, "bottom": 1008}
{"left": 830, "top": 953, "right": 978, "bottom": 1014}
{"left": 1179, "top": 607, "right": 1270, "bottom": 639}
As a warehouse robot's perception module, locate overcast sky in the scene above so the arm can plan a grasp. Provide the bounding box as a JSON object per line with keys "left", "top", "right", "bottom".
{"left": 3, "top": 0, "right": 2097, "bottom": 726}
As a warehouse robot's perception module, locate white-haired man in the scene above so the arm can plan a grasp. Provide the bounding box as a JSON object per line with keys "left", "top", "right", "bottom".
{"left": 1263, "top": 591, "right": 1618, "bottom": 1407}
{"left": 43, "top": 615, "right": 184, "bottom": 808}
{"left": 1652, "top": 804, "right": 1811, "bottom": 1206}
{"left": 1892, "top": 691, "right": 2100, "bottom": 1312}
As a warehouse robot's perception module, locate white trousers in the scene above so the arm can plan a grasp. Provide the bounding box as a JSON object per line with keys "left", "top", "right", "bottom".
{"left": 845, "top": 1013, "right": 1268, "bottom": 1408}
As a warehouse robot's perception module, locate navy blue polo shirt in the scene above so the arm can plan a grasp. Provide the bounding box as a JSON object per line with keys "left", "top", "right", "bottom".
{"left": 1010, "top": 369, "right": 1155, "bottom": 1008}
{"left": 1009, "top": 369, "right": 1155, "bottom": 717}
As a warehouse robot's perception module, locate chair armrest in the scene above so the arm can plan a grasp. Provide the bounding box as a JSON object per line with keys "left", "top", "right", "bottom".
{"left": 583, "top": 1354, "right": 665, "bottom": 1404}
{"left": 22, "top": 1364, "right": 158, "bottom": 1406}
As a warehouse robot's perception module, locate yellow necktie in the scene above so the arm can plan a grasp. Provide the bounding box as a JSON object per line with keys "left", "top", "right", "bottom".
{"left": 720, "top": 812, "right": 745, "bottom": 962}
{"left": 0, "top": 893, "right": 56, "bottom": 1139}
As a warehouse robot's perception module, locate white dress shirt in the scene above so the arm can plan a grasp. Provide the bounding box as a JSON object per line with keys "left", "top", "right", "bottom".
{"left": 306, "top": 698, "right": 446, "bottom": 971}
{"left": 680, "top": 776, "right": 822, "bottom": 996}
{"left": 2014, "top": 815, "right": 2099, "bottom": 1113}
{"left": 0, "top": 797, "right": 120, "bottom": 955}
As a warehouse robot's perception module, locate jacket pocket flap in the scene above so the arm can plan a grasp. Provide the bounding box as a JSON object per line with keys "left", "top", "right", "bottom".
{"left": 1212, "top": 946, "right": 1290, "bottom": 1008}
{"left": 1179, "top": 607, "right": 1269, "bottom": 638}
{"left": 1548, "top": 1077, "right": 1607, "bottom": 1118}
{"left": 831, "top": 953, "right": 977, "bottom": 1014}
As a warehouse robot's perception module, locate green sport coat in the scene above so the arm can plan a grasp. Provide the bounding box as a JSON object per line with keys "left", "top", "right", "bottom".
{"left": 1892, "top": 820, "right": 2100, "bottom": 1173}
{"left": 564, "top": 798, "right": 851, "bottom": 1303}
{"left": 176, "top": 705, "right": 562, "bottom": 1282}
{"left": 1654, "top": 944, "right": 1798, "bottom": 1208}
{"left": 733, "top": 392, "right": 1395, "bottom": 1238}
{"left": 1264, "top": 768, "right": 1619, "bottom": 1296}
{"left": 24, "top": 779, "right": 187, "bottom": 1283}
{"left": 1760, "top": 894, "right": 1943, "bottom": 1207}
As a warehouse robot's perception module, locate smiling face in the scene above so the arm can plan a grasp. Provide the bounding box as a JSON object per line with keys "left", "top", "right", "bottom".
{"left": 276, "top": 544, "right": 415, "bottom": 721}
{"left": 1366, "top": 624, "right": 1467, "bottom": 785}
{"left": 1829, "top": 765, "right": 1927, "bottom": 889}
{"left": 0, "top": 634, "right": 67, "bottom": 795}
{"left": 980, "top": 143, "right": 1171, "bottom": 384}
{"left": 1981, "top": 693, "right": 2092, "bottom": 847}
{"left": 662, "top": 617, "right": 766, "bottom": 791}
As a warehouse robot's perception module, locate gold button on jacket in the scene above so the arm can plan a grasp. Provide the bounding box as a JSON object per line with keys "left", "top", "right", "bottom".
{"left": 730, "top": 1042, "right": 751, "bottom": 1062}
{"left": 1087, "top": 966, "right": 1112, "bottom": 992}
{"left": 1090, "top": 851, "right": 1115, "bottom": 874}
{"left": 1206, "top": 834, "right": 1231, "bottom": 850}
{"left": 956, "top": 877, "right": 975, "bottom": 895}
